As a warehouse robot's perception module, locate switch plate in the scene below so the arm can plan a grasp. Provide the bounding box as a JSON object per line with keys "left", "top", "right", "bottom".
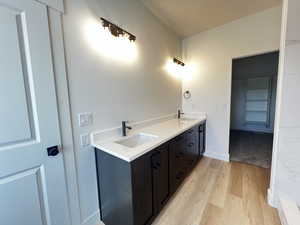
{"left": 80, "top": 133, "right": 90, "bottom": 147}
{"left": 78, "top": 113, "right": 93, "bottom": 127}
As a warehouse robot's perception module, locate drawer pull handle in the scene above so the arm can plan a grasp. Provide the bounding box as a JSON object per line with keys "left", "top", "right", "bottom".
{"left": 188, "top": 143, "right": 194, "bottom": 147}
{"left": 176, "top": 152, "right": 183, "bottom": 158}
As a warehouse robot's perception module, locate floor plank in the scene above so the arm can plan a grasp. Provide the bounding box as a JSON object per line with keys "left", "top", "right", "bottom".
{"left": 242, "top": 164, "right": 265, "bottom": 225}
{"left": 152, "top": 157, "right": 281, "bottom": 225}
{"left": 229, "top": 162, "right": 243, "bottom": 198}
{"left": 220, "top": 194, "right": 251, "bottom": 225}
{"left": 200, "top": 204, "right": 223, "bottom": 225}
{"left": 208, "top": 162, "right": 231, "bottom": 208}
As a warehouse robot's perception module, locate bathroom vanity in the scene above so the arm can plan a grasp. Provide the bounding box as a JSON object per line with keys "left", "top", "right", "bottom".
{"left": 93, "top": 118, "right": 206, "bottom": 225}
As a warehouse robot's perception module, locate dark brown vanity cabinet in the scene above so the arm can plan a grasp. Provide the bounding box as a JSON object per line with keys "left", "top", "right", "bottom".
{"left": 95, "top": 150, "right": 155, "bottom": 225}
{"left": 95, "top": 121, "right": 206, "bottom": 225}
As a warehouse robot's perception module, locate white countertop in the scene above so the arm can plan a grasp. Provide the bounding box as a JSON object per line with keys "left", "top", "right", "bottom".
{"left": 92, "top": 116, "right": 206, "bottom": 162}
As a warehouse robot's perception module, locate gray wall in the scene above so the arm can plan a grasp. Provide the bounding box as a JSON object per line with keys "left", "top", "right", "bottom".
{"left": 230, "top": 52, "right": 279, "bottom": 133}
{"left": 62, "top": 0, "right": 182, "bottom": 223}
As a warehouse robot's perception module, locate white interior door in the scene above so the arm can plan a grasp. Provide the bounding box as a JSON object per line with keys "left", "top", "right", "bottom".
{"left": 0, "top": 0, "right": 70, "bottom": 225}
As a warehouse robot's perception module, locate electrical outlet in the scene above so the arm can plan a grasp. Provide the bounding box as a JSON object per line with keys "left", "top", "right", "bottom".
{"left": 80, "top": 133, "right": 90, "bottom": 147}
{"left": 78, "top": 113, "right": 93, "bottom": 127}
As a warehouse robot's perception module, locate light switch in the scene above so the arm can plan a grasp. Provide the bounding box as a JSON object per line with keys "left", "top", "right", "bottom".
{"left": 78, "top": 112, "right": 93, "bottom": 127}
{"left": 80, "top": 133, "right": 90, "bottom": 147}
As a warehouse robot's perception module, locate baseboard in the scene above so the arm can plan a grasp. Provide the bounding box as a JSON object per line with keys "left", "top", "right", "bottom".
{"left": 278, "top": 195, "right": 300, "bottom": 225}
{"left": 279, "top": 199, "right": 288, "bottom": 225}
{"left": 81, "top": 210, "right": 102, "bottom": 225}
{"left": 268, "top": 188, "right": 278, "bottom": 208}
{"left": 204, "top": 150, "right": 230, "bottom": 162}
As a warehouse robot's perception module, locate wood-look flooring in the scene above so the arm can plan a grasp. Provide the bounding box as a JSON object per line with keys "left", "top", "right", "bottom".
{"left": 152, "top": 157, "right": 281, "bottom": 225}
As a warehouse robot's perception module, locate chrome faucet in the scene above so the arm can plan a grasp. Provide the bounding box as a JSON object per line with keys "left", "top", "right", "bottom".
{"left": 122, "top": 121, "right": 132, "bottom": 136}
{"left": 177, "top": 110, "right": 184, "bottom": 119}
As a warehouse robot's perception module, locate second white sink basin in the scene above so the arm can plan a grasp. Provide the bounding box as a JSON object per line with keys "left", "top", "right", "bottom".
{"left": 115, "top": 133, "right": 158, "bottom": 148}
{"left": 179, "top": 118, "right": 197, "bottom": 122}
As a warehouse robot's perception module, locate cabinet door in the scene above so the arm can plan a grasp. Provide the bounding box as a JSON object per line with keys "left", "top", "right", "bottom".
{"left": 199, "top": 123, "right": 206, "bottom": 155}
{"left": 185, "top": 127, "right": 199, "bottom": 169}
{"left": 132, "top": 153, "right": 154, "bottom": 225}
{"left": 151, "top": 144, "right": 169, "bottom": 214}
{"left": 169, "top": 135, "right": 186, "bottom": 193}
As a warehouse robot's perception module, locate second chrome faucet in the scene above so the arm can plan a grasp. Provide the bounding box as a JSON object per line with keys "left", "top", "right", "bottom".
{"left": 178, "top": 109, "right": 184, "bottom": 119}
{"left": 122, "top": 121, "right": 132, "bottom": 136}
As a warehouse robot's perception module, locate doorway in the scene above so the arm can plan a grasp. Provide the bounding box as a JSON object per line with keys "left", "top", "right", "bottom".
{"left": 229, "top": 51, "right": 279, "bottom": 168}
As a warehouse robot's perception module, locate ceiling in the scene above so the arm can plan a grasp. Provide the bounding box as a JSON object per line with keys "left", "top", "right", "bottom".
{"left": 141, "top": 0, "right": 282, "bottom": 38}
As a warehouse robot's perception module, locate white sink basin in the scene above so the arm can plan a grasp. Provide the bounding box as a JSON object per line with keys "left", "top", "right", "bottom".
{"left": 115, "top": 133, "right": 158, "bottom": 148}
{"left": 179, "top": 118, "right": 196, "bottom": 122}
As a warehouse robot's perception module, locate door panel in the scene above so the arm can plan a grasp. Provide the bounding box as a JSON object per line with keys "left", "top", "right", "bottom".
{"left": 0, "top": 1, "right": 70, "bottom": 225}
{"left": 0, "top": 5, "right": 34, "bottom": 145}
{"left": 0, "top": 167, "right": 49, "bottom": 225}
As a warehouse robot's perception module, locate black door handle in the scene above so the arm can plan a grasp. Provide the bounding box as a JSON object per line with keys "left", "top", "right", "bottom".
{"left": 47, "top": 146, "right": 60, "bottom": 157}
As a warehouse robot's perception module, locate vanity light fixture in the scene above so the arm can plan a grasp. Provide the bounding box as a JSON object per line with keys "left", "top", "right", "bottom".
{"left": 100, "top": 17, "right": 136, "bottom": 42}
{"left": 173, "top": 58, "right": 185, "bottom": 66}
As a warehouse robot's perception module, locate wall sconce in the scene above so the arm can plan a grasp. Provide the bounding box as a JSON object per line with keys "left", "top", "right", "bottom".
{"left": 173, "top": 58, "right": 185, "bottom": 66}
{"left": 84, "top": 18, "right": 138, "bottom": 63}
{"left": 165, "top": 58, "right": 185, "bottom": 79}
{"left": 100, "top": 17, "right": 136, "bottom": 42}
{"left": 165, "top": 58, "right": 196, "bottom": 81}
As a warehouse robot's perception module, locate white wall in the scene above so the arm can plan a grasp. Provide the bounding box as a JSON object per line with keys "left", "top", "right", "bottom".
{"left": 182, "top": 7, "right": 282, "bottom": 161}
{"left": 62, "top": 0, "right": 182, "bottom": 224}
{"left": 270, "top": 0, "right": 300, "bottom": 207}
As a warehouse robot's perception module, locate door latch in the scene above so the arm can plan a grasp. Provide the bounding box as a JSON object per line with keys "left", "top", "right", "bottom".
{"left": 47, "top": 145, "right": 60, "bottom": 157}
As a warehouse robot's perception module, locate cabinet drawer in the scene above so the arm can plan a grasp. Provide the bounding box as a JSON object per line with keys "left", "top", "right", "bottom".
{"left": 173, "top": 134, "right": 186, "bottom": 143}
{"left": 185, "top": 127, "right": 197, "bottom": 137}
